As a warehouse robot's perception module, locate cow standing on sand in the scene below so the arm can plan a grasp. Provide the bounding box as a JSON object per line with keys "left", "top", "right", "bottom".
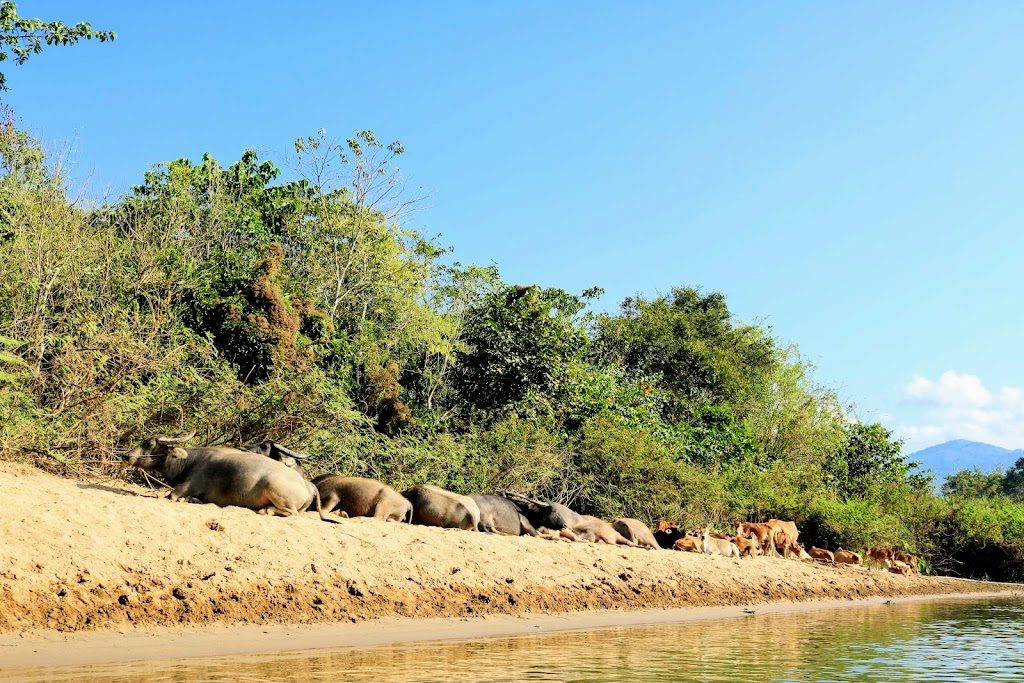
{"left": 736, "top": 521, "right": 777, "bottom": 557}
{"left": 122, "top": 433, "right": 339, "bottom": 522}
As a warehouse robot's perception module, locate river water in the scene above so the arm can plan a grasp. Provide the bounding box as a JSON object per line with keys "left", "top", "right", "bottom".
{"left": 2, "top": 597, "right": 1022, "bottom": 682}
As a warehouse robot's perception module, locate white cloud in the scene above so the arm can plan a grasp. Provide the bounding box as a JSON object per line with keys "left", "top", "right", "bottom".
{"left": 905, "top": 370, "right": 992, "bottom": 407}
{"left": 897, "top": 371, "right": 1024, "bottom": 451}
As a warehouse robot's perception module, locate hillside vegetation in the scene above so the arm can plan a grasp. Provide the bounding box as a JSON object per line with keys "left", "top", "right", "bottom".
{"left": 1, "top": 115, "right": 1022, "bottom": 581}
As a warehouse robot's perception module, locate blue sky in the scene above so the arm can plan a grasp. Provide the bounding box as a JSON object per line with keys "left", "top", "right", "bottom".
{"left": 7, "top": 2, "right": 1024, "bottom": 453}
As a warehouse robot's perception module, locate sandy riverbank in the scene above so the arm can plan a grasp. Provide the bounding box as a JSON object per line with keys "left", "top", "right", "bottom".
{"left": 0, "top": 463, "right": 1015, "bottom": 644}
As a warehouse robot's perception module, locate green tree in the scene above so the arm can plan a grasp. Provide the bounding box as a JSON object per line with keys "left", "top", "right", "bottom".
{"left": 942, "top": 467, "right": 1006, "bottom": 498}
{"left": 1002, "top": 457, "right": 1024, "bottom": 502}
{"left": 0, "top": 2, "right": 114, "bottom": 91}
{"left": 593, "top": 287, "right": 778, "bottom": 423}
{"left": 824, "top": 422, "right": 926, "bottom": 499}
{"left": 452, "top": 284, "right": 599, "bottom": 420}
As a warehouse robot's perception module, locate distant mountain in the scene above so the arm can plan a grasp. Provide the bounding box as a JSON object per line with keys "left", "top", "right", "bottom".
{"left": 908, "top": 439, "right": 1024, "bottom": 484}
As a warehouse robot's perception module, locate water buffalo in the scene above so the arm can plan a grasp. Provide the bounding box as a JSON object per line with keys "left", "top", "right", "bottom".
{"left": 498, "top": 493, "right": 638, "bottom": 546}
{"left": 498, "top": 493, "right": 580, "bottom": 540}
{"left": 470, "top": 494, "right": 539, "bottom": 535}
{"left": 123, "top": 433, "right": 339, "bottom": 523}
{"left": 612, "top": 518, "right": 659, "bottom": 549}
{"left": 315, "top": 476, "right": 413, "bottom": 522}
{"left": 244, "top": 440, "right": 308, "bottom": 476}
{"left": 654, "top": 520, "right": 688, "bottom": 549}
{"left": 403, "top": 484, "right": 480, "bottom": 531}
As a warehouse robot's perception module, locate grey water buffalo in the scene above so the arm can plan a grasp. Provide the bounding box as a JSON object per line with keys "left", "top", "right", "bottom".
{"left": 123, "top": 433, "right": 339, "bottom": 523}
{"left": 403, "top": 484, "right": 480, "bottom": 531}
{"left": 470, "top": 494, "right": 539, "bottom": 535}
{"left": 612, "top": 518, "right": 659, "bottom": 549}
{"left": 244, "top": 440, "right": 308, "bottom": 476}
{"left": 315, "top": 476, "right": 413, "bottom": 522}
{"left": 498, "top": 493, "right": 580, "bottom": 540}
{"left": 572, "top": 516, "right": 639, "bottom": 546}
{"left": 498, "top": 493, "right": 638, "bottom": 547}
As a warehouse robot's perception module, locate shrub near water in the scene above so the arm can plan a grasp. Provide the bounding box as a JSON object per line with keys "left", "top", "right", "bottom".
{"left": 1, "top": 117, "right": 1023, "bottom": 581}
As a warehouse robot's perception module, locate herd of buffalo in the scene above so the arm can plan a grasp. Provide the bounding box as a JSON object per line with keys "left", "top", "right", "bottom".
{"left": 122, "top": 433, "right": 919, "bottom": 575}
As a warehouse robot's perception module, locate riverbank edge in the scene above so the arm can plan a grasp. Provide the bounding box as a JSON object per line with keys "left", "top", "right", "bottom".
{"left": 1, "top": 590, "right": 1019, "bottom": 669}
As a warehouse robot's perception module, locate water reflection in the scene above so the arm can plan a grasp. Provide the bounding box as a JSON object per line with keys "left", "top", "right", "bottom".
{"left": 3, "top": 598, "right": 1023, "bottom": 682}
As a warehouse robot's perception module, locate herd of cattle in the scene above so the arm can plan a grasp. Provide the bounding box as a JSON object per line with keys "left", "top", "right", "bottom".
{"left": 121, "top": 433, "right": 919, "bottom": 575}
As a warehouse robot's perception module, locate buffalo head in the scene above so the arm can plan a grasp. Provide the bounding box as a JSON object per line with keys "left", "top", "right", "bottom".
{"left": 244, "top": 440, "right": 309, "bottom": 476}
{"left": 123, "top": 432, "right": 196, "bottom": 470}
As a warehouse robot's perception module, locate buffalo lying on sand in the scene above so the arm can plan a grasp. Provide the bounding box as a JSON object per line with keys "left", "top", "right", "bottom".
{"left": 314, "top": 475, "right": 413, "bottom": 522}
{"left": 123, "top": 433, "right": 339, "bottom": 523}
{"left": 612, "top": 518, "right": 659, "bottom": 549}
{"left": 499, "top": 493, "right": 639, "bottom": 546}
{"left": 403, "top": 484, "right": 480, "bottom": 531}
{"left": 470, "top": 494, "right": 539, "bottom": 535}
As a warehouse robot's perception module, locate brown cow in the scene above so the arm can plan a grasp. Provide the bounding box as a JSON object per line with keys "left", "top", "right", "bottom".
{"left": 808, "top": 547, "right": 834, "bottom": 563}
{"left": 673, "top": 535, "right": 703, "bottom": 553}
{"left": 893, "top": 551, "right": 919, "bottom": 575}
{"left": 865, "top": 546, "right": 895, "bottom": 570}
{"left": 834, "top": 548, "right": 863, "bottom": 566}
{"left": 736, "top": 522, "right": 776, "bottom": 557}
{"left": 734, "top": 532, "right": 761, "bottom": 559}
{"left": 767, "top": 519, "right": 799, "bottom": 546}
{"left": 888, "top": 560, "right": 911, "bottom": 575}
{"left": 773, "top": 530, "right": 794, "bottom": 558}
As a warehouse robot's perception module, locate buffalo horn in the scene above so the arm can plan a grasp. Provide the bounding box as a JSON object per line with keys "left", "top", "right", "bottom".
{"left": 273, "top": 443, "right": 309, "bottom": 460}
{"left": 497, "top": 491, "right": 544, "bottom": 507}
{"left": 156, "top": 431, "right": 196, "bottom": 445}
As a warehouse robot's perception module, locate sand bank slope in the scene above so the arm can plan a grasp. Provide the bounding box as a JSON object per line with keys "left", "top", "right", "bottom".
{"left": 0, "top": 463, "right": 1008, "bottom": 633}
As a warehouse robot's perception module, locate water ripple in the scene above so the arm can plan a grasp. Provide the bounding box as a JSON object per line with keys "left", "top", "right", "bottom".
{"left": 2, "top": 597, "right": 1023, "bottom": 683}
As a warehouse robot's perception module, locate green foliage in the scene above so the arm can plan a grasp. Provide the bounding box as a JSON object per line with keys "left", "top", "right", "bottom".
{"left": 593, "top": 287, "right": 778, "bottom": 422}
{"left": 1, "top": 113, "right": 1021, "bottom": 582}
{"left": 452, "top": 284, "right": 597, "bottom": 421}
{"left": 932, "top": 496, "right": 1024, "bottom": 581}
{"left": 824, "top": 422, "right": 928, "bottom": 499}
{"left": 1002, "top": 458, "right": 1024, "bottom": 502}
{"left": 0, "top": 2, "right": 114, "bottom": 91}
{"left": 943, "top": 467, "right": 1007, "bottom": 499}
